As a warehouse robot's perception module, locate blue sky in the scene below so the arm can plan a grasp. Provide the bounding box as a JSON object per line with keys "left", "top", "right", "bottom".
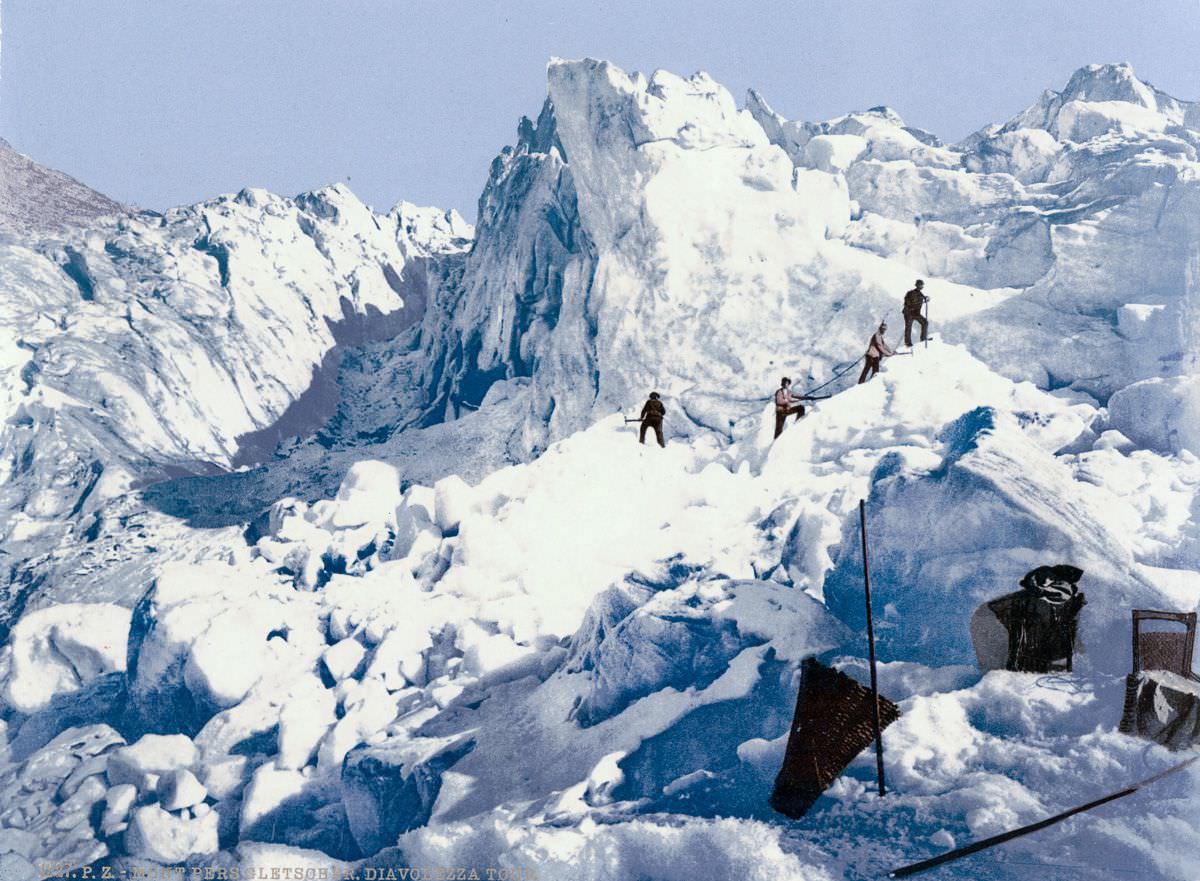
{"left": 2, "top": 1, "right": 1198, "bottom": 219}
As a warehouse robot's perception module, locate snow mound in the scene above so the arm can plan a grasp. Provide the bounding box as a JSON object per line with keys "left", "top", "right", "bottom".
{"left": 3, "top": 331, "right": 1198, "bottom": 877}
{"left": 2, "top": 603, "right": 131, "bottom": 713}
{"left": 1107, "top": 375, "right": 1200, "bottom": 454}
{"left": 823, "top": 403, "right": 1179, "bottom": 671}
{"left": 125, "top": 561, "right": 326, "bottom": 735}
{"left": 124, "top": 803, "right": 218, "bottom": 864}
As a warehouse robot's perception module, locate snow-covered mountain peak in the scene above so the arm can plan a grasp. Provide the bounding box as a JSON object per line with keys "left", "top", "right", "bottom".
{"left": 997, "top": 62, "right": 1199, "bottom": 144}
{"left": 1060, "top": 62, "right": 1164, "bottom": 111}
{"left": 389, "top": 201, "right": 474, "bottom": 256}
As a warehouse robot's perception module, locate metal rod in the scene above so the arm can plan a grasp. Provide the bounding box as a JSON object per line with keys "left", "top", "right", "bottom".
{"left": 859, "top": 499, "right": 886, "bottom": 797}
{"left": 889, "top": 757, "right": 1198, "bottom": 878}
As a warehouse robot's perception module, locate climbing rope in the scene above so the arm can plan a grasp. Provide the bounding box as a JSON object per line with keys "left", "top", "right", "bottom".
{"left": 802, "top": 355, "right": 865, "bottom": 398}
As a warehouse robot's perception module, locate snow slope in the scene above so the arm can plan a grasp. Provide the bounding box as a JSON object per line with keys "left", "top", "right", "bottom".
{"left": 6, "top": 343, "right": 1196, "bottom": 880}
{"left": 0, "top": 58, "right": 1197, "bottom": 881}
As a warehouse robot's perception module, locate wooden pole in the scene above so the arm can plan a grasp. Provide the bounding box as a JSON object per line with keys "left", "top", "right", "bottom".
{"left": 860, "top": 499, "right": 886, "bottom": 797}
{"left": 889, "top": 756, "right": 1198, "bottom": 878}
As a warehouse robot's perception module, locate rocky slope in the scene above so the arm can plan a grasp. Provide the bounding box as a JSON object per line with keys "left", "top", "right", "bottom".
{"left": 0, "top": 138, "right": 130, "bottom": 235}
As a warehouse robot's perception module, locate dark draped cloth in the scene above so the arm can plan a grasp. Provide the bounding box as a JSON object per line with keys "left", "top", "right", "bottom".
{"left": 988, "top": 565, "right": 1085, "bottom": 673}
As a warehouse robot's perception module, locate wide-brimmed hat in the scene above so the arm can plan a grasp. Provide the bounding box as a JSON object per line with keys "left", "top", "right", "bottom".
{"left": 1020, "top": 565, "right": 1084, "bottom": 591}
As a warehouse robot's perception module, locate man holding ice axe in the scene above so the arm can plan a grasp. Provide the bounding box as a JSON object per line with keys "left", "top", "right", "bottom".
{"left": 628, "top": 391, "right": 666, "bottom": 447}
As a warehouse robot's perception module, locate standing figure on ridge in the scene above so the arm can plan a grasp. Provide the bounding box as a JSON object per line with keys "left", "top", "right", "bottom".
{"left": 902, "top": 279, "right": 929, "bottom": 347}
{"left": 857, "top": 322, "right": 895, "bottom": 384}
{"left": 639, "top": 392, "right": 666, "bottom": 447}
{"left": 773, "top": 377, "right": 807, "bottom": 439}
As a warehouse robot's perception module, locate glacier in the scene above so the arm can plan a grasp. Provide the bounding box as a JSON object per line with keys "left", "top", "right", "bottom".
{"left": 0, "top": 58, "right": 1197, "bottom": 880}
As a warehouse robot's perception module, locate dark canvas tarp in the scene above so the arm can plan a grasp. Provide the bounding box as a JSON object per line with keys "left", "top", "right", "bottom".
{"left": 770, "top": 657, "right": 901, "bottom": 818}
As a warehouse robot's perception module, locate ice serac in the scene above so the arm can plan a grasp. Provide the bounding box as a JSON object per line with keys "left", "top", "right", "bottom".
{"left": 953, "top": 64, "right": 1200, "bottom": 402}
{"left": 998, "top": 62, "right": 1200, "bottom": 141}
{"left": 3, "top": 602, "right": 131, "bottom": 713}
{"left": 340, "top": 736, "right": 475, "bottom": 855}
{"left": 413, "top": 94, "right": 591, "bottom": 453}
{"left": 427, "top": 58, "right": 1199, "bottom": 460}
{"left": 750, "top": 62, "right": 1200, "bottom": 407}
{"left": 423, "top": 58, "right": 924, "bottom": 458}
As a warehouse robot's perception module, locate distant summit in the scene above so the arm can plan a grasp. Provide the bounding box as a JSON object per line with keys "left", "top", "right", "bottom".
{"left": 984, "top": 61, "right": 1200, "bottom": 141}
{"left": 0, "top": 138, "right": 129, "bottom": 235}
{"left": 1058, "top": 62, "right": 1181, "bottom": 111}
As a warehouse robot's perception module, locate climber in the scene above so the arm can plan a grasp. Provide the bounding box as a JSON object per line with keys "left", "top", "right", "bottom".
{"left": 639, "top": 392, "right": 666, "bottom": 447}
{"left": 773, "top": 377, "right": 807, "bottom": 439}
{"left": 902, "top": 279, "right": 929, "bottom": 347}
{"left": 857, "top": 322, "right": 895, "bottom": 384}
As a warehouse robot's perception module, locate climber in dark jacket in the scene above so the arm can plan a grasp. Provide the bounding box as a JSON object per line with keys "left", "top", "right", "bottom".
{"left": 773, "top": 377, "right": 807, "bottom": 439}
{"left": 639, "top": 392, "right": 666, "bottom": 447}
{"left": 902, "top": 279, "right": 929, "bottom": 347}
